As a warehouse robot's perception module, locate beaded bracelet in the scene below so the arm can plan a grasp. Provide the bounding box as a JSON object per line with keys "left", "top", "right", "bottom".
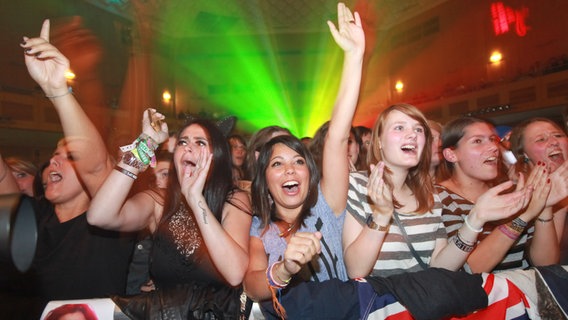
{"left": 497, "top": 224, "right": 521, "bottom": 241}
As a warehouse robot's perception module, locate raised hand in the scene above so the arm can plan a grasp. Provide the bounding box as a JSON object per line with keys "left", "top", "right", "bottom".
{"left": 327, "top": 2, "right": 365, "bottom": 55}
{"left": 367, "top": 162, "right": 394, "bottom": 223}
{"left": 521, "top": 162, "right": 552, "bottom": 220}
{"left": 471, "top": 180, "right": 533, "bottom": 225}
{"left": 282, "top": 232, "right": 322, "bottom": 276}
{"left": 546, "top": 160, "right": 568, "bottom": 207}
{"left": 20, "top": 19, "right": 69, "bottom": 96}
{"left": 142, "top": 108, "right": 169, "bottom": 144}
{"left": 180, "top": 147, "right": 212, "bottom": 205}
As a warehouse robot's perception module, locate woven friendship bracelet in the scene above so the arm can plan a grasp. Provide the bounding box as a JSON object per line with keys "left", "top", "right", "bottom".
{"left": 497, "top": 224, "right": 521, "bottom": 241}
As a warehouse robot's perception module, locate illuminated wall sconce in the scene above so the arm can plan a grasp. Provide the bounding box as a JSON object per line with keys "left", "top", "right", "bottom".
{"left": 162, "top": 90, "right": 172, "bottom": 104}
{"left": 489, "top": 51, "right": 503, "bottom": 64}
{"left": 395, "top": 81, "right": 404, "bottom": 92}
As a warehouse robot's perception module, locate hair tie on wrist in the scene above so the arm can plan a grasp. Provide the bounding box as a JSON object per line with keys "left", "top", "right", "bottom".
{"left": 45, "top": 87, "right": 73, "bottom": 99}
{"left": 537, "top": 216, "right": 553, "bottom": 223}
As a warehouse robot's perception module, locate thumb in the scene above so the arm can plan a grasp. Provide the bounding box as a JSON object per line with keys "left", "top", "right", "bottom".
{"left": 314, "top": 231, "right": 322, "bottom": 240}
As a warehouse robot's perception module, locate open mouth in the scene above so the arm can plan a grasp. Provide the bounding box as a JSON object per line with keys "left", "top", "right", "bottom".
{"left": 401, "top": 144, "right": 417, "bottom": 154}
{"left": 49, "top": 171, "right": 62, "bottom": 183}
{"left": 282, "top": 181, "right": 300, "bottom": 194}
{"left": 484, "top": 156, "right": 498, "bottom": 165}
{"left": 181, "top": 159, "right": 197, "bottom": 168}
{"left": 548, "top": 150, "right": 564, "bottom": 162}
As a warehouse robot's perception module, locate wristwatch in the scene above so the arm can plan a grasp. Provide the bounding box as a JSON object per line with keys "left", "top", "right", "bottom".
{"left": 120, "top": 151, "right": 146, "bottom": 171}
{"left": 366, "top": 215, "right": 390, "bottom": 232}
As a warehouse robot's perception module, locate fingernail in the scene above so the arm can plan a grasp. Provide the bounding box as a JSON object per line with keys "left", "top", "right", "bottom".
{"left": 537, "top": 161, "right": 541, "bottom": 165}
{"left": 547, "top": 178, "right": 551, "bottom": 184}
{"left": 543, "top": 169, "right": 546, "bottom": 173}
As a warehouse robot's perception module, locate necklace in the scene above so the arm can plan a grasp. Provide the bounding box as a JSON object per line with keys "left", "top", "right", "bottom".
{"left": 278, "top": 222, "right": 296, "bottom": 238}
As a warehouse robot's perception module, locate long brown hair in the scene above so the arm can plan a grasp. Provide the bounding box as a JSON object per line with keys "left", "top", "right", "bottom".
{"left": 368, "top": 103, "right": 434, "bottom": 214}
{"left": 161, "top": 119, "right": 236, "bottom": 224}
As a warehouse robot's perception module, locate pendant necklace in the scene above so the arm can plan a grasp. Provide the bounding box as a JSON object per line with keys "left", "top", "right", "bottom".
{"left": 278, "top": 222, "right": 296, "bottom": 238}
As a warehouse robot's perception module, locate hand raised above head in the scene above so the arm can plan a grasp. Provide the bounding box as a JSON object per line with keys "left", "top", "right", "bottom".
{"left": 20, "top": 19, "right": 69, "bottom": 97}
{"left": 327, "top": 2, "right": 365, "bottom": 56}
{"left": 142, "top": 108, "right": 170, "bottom": 144}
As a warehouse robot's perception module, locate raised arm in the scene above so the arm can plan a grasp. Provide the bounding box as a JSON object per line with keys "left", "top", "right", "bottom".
{"left": 20, "top": 19, "right": 112, "bottom": 196}
{"left": 87, "top": 109, "right": 168, "bottom": 232}
{"left": 321, "top": 2, "right": 365, "bottom": 215}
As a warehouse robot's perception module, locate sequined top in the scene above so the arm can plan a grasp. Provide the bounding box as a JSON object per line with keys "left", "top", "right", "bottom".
{"left": 150, "top": 202, "right": 226, "bottom": 289}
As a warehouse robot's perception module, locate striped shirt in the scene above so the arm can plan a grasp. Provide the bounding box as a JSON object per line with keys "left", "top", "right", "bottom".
{"left": 347, "top": 171, "right": 447, "bottom": 277}
{"left": 435, "top": 184, "right": 534, "bottom": 272}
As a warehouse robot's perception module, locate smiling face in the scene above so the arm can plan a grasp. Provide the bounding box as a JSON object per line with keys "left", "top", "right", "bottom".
{"left": 379, "top": 109, "right": 426, "bottom": 170}
{"left": 44, "top": 145, "right": 85, "bottom": 204}
{"left": 522, "top": 121, "right": 568, "bottom": 172}
{"left": 265, "top": 143, "right": 310, "bottom": 217}
{"left": 174, "top": 124, "right": 212, "bottom": 181}
{"left": 445, "top": 122, "right": 500, "bottom": 182}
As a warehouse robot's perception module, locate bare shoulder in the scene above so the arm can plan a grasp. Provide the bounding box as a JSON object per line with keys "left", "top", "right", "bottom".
{"left": 226, "top": 189, "right": 252, "bottom": 214}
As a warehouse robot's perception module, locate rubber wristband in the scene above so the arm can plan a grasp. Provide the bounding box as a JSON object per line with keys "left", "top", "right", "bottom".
{"left": 115, "top": 166, "right": 137, "bottom": 180}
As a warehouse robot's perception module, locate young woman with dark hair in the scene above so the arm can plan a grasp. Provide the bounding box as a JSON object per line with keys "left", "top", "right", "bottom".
{"left": 88, "top": 115, "right": 252, "bottom": 318}
{"left": 244, "top": 3, "right": 364, "bottom": 317}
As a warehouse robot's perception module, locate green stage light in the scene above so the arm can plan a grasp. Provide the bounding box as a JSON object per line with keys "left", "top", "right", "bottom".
{"left": 155, "top": 4, "right": 344, "bottom": 138}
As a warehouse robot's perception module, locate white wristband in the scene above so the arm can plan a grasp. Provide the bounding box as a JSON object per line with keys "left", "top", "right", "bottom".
{"left": 464, "top": 215, "right": 483, "bottom": 233}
